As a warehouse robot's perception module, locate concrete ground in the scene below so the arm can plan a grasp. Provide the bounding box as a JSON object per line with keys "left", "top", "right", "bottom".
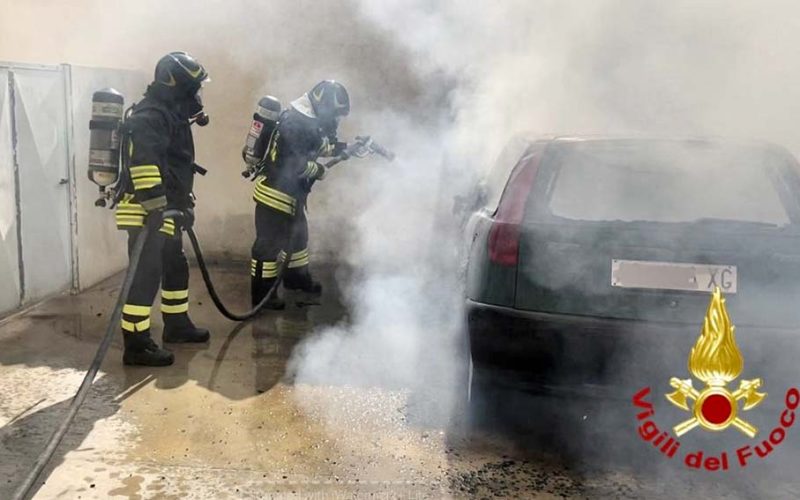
{"left": 1, "top": 264, "right": 799, "bottom": 499}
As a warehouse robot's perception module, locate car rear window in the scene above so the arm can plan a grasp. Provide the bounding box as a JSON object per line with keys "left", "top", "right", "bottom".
{"left": 483, "top": 137, "right": 546, "bottom": 212}
{"left": 544, "top": 140, "right": 793, "bottom": 226}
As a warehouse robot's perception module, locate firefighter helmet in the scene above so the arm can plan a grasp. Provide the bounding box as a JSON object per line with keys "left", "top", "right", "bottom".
{"left": 308, "top": 80, "right": 350, "bottom": 121}
{"left": 154, "top": 51, "right": 209, "bottom": 97}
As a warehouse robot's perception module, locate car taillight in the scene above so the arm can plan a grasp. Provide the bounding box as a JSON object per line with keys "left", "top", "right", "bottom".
{"left": 488, "top": 154, "right": 541, "bottom": 266}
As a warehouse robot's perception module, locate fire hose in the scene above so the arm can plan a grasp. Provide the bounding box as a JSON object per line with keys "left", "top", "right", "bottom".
{"left": 9, "top": 211, "right": 293, "bottom": 500}
{"left": 12, "top": 140, "right": 393, "bottom": 499}
{"left": 11, "top": 219, "right": 155, "bottom": 500}
{"left": 185, "top": 218, "right": 294, "bottom": 322}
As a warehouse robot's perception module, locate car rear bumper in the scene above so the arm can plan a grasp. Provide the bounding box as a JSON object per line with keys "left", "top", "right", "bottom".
{"left": 466, "top": 299, "right": 798, "bottom": 398}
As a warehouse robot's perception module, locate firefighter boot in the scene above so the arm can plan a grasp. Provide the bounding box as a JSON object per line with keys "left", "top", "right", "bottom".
{"left": 163, "top": 313, "right": 210, "bottom": 343}
{"left": 284, "top": 269, "right": 322, "bottom": 296}
{"left": 251, "top": 275, "right": 285, "bottom": 310}
{"left": 123, "top": 333, "right": 175, "bottom": 366}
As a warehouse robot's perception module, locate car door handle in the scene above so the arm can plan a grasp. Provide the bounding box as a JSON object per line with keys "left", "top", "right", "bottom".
{"left": 58, "top": 178, "right": 69, "bottom": 185}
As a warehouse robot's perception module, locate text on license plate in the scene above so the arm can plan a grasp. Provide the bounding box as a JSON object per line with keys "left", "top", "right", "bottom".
{"left": 611, "top": 259, "right": 737, "bottom": 294}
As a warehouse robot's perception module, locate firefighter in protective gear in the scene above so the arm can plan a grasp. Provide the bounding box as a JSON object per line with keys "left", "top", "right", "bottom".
{"left": 115, "top": 51, "right": 211, "bottom": 366}
{"left": 250, "top": 80, "right": 350, "bottom": 308}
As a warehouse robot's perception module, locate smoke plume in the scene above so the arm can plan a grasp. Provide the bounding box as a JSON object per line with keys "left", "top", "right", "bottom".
{"left": 289, "top": 0, "right": 800, "bottom": 437}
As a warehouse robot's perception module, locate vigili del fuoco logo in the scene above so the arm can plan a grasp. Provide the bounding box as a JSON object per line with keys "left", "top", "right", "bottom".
{"left": 632, "top": 287, "right": 799, "bottom": 471}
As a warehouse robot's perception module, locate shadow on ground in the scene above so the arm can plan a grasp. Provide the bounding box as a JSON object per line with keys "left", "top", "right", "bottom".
{"left": 0, "top": 262, "right": 349, "bottom": 498}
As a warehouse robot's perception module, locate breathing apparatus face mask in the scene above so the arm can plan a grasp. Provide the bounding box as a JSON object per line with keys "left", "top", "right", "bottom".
{"left": 182, "top": 84, "right": 209, "bottom": 126}
{"left": 320, "top": 114, "right": 342, "bottom": 138}
{"left": 178, "top": 86, "right": 201, "bottom": 116}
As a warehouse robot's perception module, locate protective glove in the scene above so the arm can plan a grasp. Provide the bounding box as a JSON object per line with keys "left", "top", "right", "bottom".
{"left": 299, "top": 161, "right": 326, "bottom": 181}
{"left": 333, "top": 141, "right": 349, "bottom": 158}
{"left": 162, "top": 208, "right": 194, "bottom": 232}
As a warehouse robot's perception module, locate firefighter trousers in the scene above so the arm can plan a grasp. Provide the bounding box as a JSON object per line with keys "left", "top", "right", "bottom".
{"left": 250, "top": 203, "right": 312, "bottom": 303}
{"left": 120, "top": 213, "right": 194, "bottom": 338}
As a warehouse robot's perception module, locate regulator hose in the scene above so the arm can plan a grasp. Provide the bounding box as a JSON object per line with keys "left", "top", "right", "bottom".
{"left": 11, "top": 221, "right": 155, "bottom": 500}
{"left": 185, "top": 214, "right": 296, "bottom": 322}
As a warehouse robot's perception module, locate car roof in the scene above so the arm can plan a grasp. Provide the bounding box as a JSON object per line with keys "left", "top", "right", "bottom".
{"left": 513, "top": 132, "right": 788, "bottom": 153}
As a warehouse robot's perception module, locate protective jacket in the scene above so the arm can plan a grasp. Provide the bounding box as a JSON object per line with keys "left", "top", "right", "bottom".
{"left": 115, "top": 92, "right": 197, "bottom": 233}
{"left": 252, "top": 94, "right": 336, "bottom": 215}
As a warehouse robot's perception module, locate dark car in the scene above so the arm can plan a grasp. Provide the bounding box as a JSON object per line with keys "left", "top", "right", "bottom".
{"left": 464, "top": 136, "right": 800, "bottom": 398}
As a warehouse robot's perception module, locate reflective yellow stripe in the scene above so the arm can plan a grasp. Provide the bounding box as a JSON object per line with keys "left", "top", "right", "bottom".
{"left": 131, "top": 170, "right": 160, "bottom": 179}
{"left": 122, "top": 304, "right": 151, "bottom": 316}
{"left": 291, "top": 249, "right": 309, "bottom": 261}
{"left": 129, "top": 165, "right": 160, "bottom": 177}
{"left": 133, "top": 177, "right": 162, "bottom": 190}
{"left": 253, "top": 193, "right": 291, "bottom": 213}
{"left": 115, "top": 215, "right": 145, "bottom": 224}
{"left": 255, "top": 182, "right": 295, "bottom": 205}
{"left": 261, "top": 253, "right": 288, "bottom": 278}
{"left": 162, "top": 289, "right": 189, "bottom": 300}
{"left": 160, "top": 217, "right": 176, "bottom": 235}
{"left": 116, "top": 195, "right": 146, "bottom": 221}
{"left": 288, "top": 256, "right": 310, "bottom": 269}
{"left": 269, "top": 139, "right": 278, "bottom": 162}
{"left": 116, "top": 221, "right": 145, "bottom": 228}
{"left": 121, "top": 318, "right": 151, "bottom": 332}
{"left": 131, "top": 175, "right": 162, "bottom": 185}
{"left": 117, "top": 203, "right": 145, "bottom": 217}
{"left": 253, "top": 183, "right": 290, "bottom": 202}
{"left": 253, "top": 191, "right": 294, "bottom": 215}
{"left": 161, "top": 303, "right": 189, "bottom": 314}
{"left": 288, "top": 249, "right": 309, "bottom": 268}
{"left": 253, "top": 192, "right": 293, "bottom": 213}
{"left": 116, "top": 201, "right": 146, "bottom": 211}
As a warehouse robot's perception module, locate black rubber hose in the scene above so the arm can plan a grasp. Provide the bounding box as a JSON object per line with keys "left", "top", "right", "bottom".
{"left": 185, "top": 222, "right": 292, "bottom": 322}
{"left": 11, "top": 221, "right": 154, "bottom": 500}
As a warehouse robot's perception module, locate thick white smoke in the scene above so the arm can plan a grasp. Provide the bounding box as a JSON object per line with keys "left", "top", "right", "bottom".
{"left": 289, "top": 0, "right": 800, "bottom": 429}
{"left": 5, "top": 0, "right": 800, "bottom": 433}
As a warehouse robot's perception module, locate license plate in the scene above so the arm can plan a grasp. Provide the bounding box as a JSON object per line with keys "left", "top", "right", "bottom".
{"left": 611, "top": 259, "right": 737, "bottom": 294}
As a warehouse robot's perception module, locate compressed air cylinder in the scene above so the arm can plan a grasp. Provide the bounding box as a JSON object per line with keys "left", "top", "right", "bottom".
{"left": 88, "top": 88, "right": 124, "bottom": 187}
{"left": 243, "top": 95, "right": 282, "bottom": 166}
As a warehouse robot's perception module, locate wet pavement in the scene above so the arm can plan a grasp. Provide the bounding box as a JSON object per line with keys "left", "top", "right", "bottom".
{"left": 1, "top": 264, "right": 799, "bottom": 499}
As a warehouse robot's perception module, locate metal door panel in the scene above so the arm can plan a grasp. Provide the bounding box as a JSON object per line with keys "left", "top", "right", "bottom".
{"left": 0, "top": 69, "right": 21, "bottom": 313}
{"left": 12, "top": 67, "right": 72, "bottom": 302}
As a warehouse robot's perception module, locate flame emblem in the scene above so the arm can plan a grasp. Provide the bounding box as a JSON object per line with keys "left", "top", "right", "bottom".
{"left": 666, "top": 287, "right": 766, "bottom": 438}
